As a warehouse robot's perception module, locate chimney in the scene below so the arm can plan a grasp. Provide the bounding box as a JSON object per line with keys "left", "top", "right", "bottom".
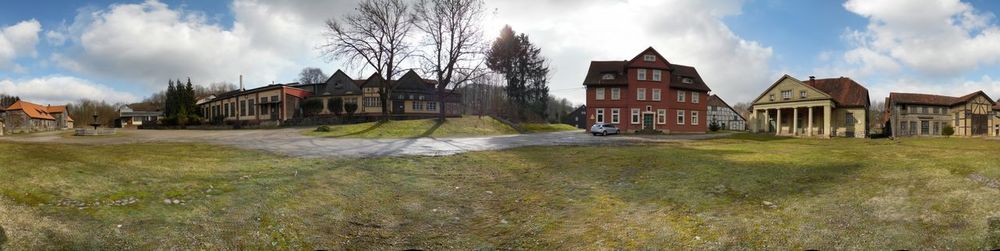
{"left": 239, "top": 75, "right": 244, "bottom": 91}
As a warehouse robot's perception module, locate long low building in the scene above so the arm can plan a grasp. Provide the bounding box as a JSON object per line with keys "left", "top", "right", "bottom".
{"left": 290, "top": 69, "right": 462, "bottom": 119}
{"left": 885, "top": 91, "right": 997, "bottom": 137}
{"left": 2, "top": 100, "right": 74, "bottom": 134}
{"left": 199, "top": 84, "right": 312, "bottom": 126}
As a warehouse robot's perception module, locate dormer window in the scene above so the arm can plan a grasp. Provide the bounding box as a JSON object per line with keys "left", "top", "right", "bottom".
{"left": 602, "top": 74, "right": 614, "bottom": 80}
{"left": 643, "top": 55, "right": 655, "bottom": 62}
{"left": 682, "top": 78, "right": 694, "bottom": 84}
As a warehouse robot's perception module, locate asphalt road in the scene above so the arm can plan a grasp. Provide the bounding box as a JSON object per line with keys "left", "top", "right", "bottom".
{"left": 1, "top": 129, "right": 731, "bottom": 158}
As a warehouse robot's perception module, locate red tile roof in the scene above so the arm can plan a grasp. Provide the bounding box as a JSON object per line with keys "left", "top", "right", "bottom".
{"left": 5, "top": 100, "right": 56, "bottom": 120}
{"left": 888, "top": 91, "right": 994, "bottom": 107}
{"left": 805, "top": 77, "right": 870, "bottom": 108}
{"left": 582, "top": 61, "right": 712, "bottom": 92}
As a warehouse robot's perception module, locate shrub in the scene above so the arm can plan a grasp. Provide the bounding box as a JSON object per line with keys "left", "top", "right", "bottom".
{"left": 709, "top": 122, "right": 721, "bottom": 132}
{"left": 344, "top": 103, "right": 359, "bottom": 121}
{"left": 328, "top": 97, "right": 344, "bottom": 116}
{"left": 942, "top": 125, "right": 955, "bottom": 136}
{"left": 316, "top": 125, "right": 331, "bottom": 132}
{"left": 302, "top": 99, "right": 324, "bottom": 116}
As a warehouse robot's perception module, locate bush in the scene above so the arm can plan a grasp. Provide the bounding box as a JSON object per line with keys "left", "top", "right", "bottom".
{"left": 709, "top": 122, "right": 721, "bottom": 132}
{"left": 942, "top": 125, "right": 955, "bottom": 136}
{"left": 316, "top": 125, "right": 331, "bottom": 132}
{"left": 302, "top": 99, "right": 324, "bottom": 116}
{"left": 328, "top": 97, "right": 344, "bottom": 116}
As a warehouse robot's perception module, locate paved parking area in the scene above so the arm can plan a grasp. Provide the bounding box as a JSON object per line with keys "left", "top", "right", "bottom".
{"left": 1, "top": 129, "right": 731, "bottom": 158}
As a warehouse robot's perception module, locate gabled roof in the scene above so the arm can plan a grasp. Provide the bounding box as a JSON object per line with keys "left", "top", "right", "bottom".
{"left": 394, "top": 70, "right": 434, "bottom": 92}
{"left": 5, "top": 100, "right": 55, "bottom": 120}
{"left": 359, "top": 73, "right": 388, "bottom": 88}
{"left": 317, "top": 69, "right": 362, "bottom": 96}
{"left": 805, "top": 77, "right": 870, "bottom": 108}
{"left": 707, "top": 95, "right": 746, "bottom": 121}
{"left": 889, "top": 91, "right": 994, "bottom": 107}
{"left": 627, "top": 47, "right": 673, "bottom": 70}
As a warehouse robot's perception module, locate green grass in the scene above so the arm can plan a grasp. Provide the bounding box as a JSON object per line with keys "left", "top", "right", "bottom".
{"left": 3, "top": 136, "right": 1000, "bottom": 249}
{"left": 303, "top": 116, "right": 518, "bottom": 138}
{"left": 520, "top": 123, "right": 580, "bottom": 133}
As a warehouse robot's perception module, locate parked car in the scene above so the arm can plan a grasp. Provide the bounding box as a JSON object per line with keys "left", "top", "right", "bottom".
{"left": 590, "top": 123, "right": 620, "bottom": 136}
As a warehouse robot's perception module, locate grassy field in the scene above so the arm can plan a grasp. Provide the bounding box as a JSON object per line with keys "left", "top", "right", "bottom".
{"left": 303, "top": 116, "right": 519, "bottom": 138}
{"left": 520, "top": 123, "right": 579, "bottom": 133}
{"left": 2, "top": 135, "right": 1000, "bottom": 249}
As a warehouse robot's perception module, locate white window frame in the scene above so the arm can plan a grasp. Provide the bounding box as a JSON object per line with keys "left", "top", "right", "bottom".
{"left": 677, "top": 110, "right": 686, "bottom": 125}
{"left": 652, "top": 89, "right": 661, "bottom": 101}
{"left": 643, "top": 54, "right": 655, "bottom": 62}
{"left": 692, "top": 92, "right": 700, "bottom": 103}
{"left": 652, "top": 70, "right": 662, "bottom": 81}
{"left": 691, "top": 111, "right": 699, "bottom": 125}
{"left": 657, "top": 109, "right": 666, "bottom": 124}
{"left": 602, "top": 74, "right": 614, "bottom": 80}
{"left": 637, "top": 69, "right": 647, "bottom": 81}
{"left": 596, "top": 108, "right": 605, "bottom": 123}
{"left": 611, "top": 108, "right": 620, "bottom": 124}
{"left": 637, "top": 88, "right": 646, "bottom": 101}
{"left": 781, "top": 90, "right": 792, "bottom": 100}
{"left": 596, "top": 88, "right": 605, "bottom": 100}
{"left": 611, "top": 88, "right": 621, "bottom": 100}
{"left": 631, "top": 108, "right": 640, "bottom": 124}
{"left": 677, "top": 90, "right": 686, "bottom": 102}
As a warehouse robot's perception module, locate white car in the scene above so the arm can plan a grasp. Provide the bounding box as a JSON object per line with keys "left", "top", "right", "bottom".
{"left": 590, "top": 123, "right": 620, "bottom": 136}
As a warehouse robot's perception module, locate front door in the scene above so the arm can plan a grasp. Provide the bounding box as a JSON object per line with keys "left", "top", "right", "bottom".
{"left": 393, "top": 100, "right": 405, "bottom": 114}
{"left": 642, "top": 114, "right": 654, "bottom": 130}
{"left": 972, "top": 114, "right": 988, "bottom": 135}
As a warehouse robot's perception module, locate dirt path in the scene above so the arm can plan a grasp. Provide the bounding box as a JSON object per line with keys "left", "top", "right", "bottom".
{"left": 1, "top": 129, "right": 731, "bottom": 158}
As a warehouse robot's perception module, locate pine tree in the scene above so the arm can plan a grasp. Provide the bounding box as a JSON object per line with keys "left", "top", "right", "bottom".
{"left": 165, "top": 80, "right": 176, "bottom": 117}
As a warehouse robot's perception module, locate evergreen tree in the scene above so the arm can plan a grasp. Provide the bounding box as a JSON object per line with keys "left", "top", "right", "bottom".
{"left": 486, "top": 25, "right": 550, "bottom": 121}
{"left": 165, "top": 80, "right": 176, "bottom": 117}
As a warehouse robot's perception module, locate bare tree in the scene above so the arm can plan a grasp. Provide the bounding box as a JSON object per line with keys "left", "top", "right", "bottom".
{"left": 298, "top": 67, "right": 329, "bottom": 84}
{"left": 320, "top": 0, "right": 415, "bottom": 121}
{"left": 414, "top": 0, "right": 487, "bottom": 121}
{"left": 869, "top": 99, "right": 886, "bottom": 133}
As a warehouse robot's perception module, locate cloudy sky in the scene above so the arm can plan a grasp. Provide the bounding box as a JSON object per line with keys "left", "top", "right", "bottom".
{"left": 1, "top": 0, "right": 1000, "bottom": 106}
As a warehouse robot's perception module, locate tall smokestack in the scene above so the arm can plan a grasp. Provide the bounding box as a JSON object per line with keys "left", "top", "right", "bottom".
{"left": 240, "top": 75, "right": 244, "bottom": 91}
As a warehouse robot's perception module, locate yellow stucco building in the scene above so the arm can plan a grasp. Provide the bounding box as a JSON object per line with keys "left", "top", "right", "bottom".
{"left": 749, "top": 75, "right": 870, "bottom": 138}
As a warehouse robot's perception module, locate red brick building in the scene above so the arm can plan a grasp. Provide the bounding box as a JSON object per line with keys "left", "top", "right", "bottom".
{"left": 583, "top": 47, "right": 712, "bottom": 133}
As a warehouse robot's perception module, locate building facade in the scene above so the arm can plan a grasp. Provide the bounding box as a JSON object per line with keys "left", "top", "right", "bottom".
{"left": 562, "top": 105, "right": 587, "bottom": 129}
{"left": 749, "top": 75, "right": 870, "bottom": 138}
{"left": 886, "top": 91, "right": 996, "bottom": 137}
{"left": 199, "top": 84, "right": 313, "bottom": 126}
{"left": 2, "top": 100, "right": 59, "bottom": 134}
{"left": 583, "top": 47, "right": 712, "bottom": 134}
{"left": 706, "top": 95, "right": 746, "bottom": 131}
{"left": 115, "top": 103, "right": 163, "bottom": 128}
{"left": 294, "top": 69, "right": 462, "bottom": 119}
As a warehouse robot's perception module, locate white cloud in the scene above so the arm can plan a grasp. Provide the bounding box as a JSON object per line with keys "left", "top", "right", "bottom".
{"left": 484, "top": 0, "right": 773, "bottom": 104}
{"left": 0, "top": 76, "right": 140, "bottom": 105}
{"left": 841, "top": 0, "right": 1000, "bottom": 76}
{"left": 0, "top": 19, "right": 42, "bottom": 70}
{"left": 45, "top": 30, "right": 67, "bottom": 46}
{"left": 53, "top": 0, "right": 351, "bottom": 91}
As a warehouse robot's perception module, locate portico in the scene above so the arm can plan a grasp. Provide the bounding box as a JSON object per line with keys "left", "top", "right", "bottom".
{"left": 748, "top": 74, "right": 870, "bottom": 138}
{"left": 750, "top": 100, "right": 834, "bottom": 137}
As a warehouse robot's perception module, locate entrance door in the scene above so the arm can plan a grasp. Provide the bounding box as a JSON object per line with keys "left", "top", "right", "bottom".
{"left": 393, "top": 100, "right": 405, "bottom": 114}
{"left": 972, "top": 114, "right": 988, "bottom": 135}
{"left": 642, "top": 114, "right": 654, "bottom": 130}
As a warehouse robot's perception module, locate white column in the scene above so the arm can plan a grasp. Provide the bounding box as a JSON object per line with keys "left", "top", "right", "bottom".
{"left": 764, "top": 109, "right": 770, "bottom": 133}
{"left": 776, "top": 108, "right": 782, "bottom": 136}
{"left": 824, "top": 105, "right": 832, "bottom": 138}
{"left": 793, "top": 107, "right": 799, "bottom": 136}
{"left": 807, "top": 106, "right": 813, "bottom": 137}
